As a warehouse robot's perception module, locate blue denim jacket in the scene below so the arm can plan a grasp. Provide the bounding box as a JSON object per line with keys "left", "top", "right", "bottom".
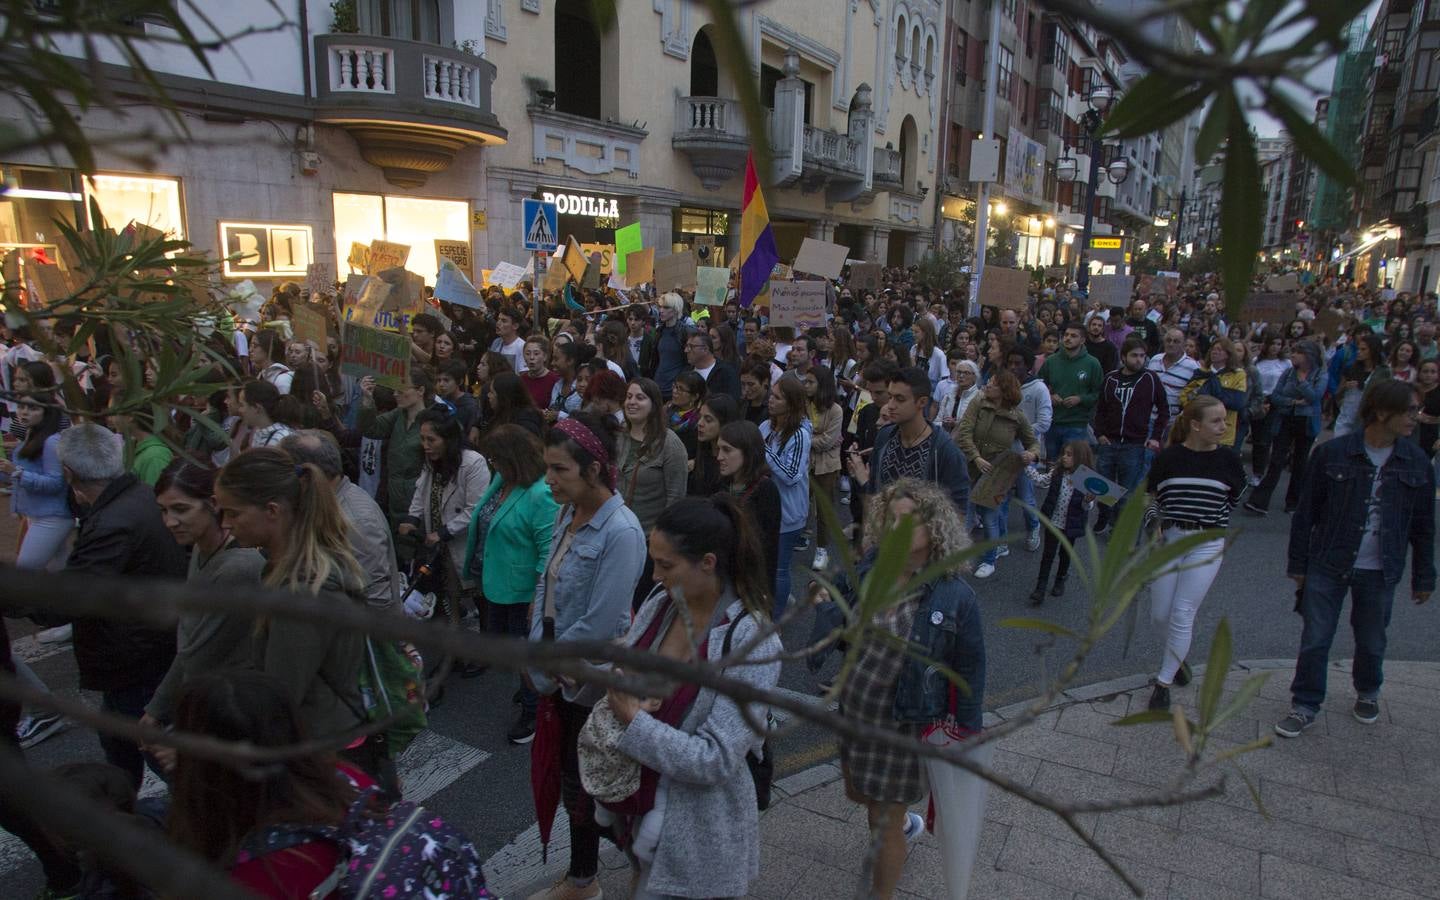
{"left": 528, "top": 492, "right": 647, "bottom": 701}
{"left": 1288, "top": 432, "right": 1436, "bottom": 593}
{"left": 1269, "top": 364, "right": 1325, "bottom": 438}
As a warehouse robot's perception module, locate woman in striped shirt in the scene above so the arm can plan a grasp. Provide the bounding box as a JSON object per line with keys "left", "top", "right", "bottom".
{"left": 1144, "top": 395, "right": 1247, "bottom": 712}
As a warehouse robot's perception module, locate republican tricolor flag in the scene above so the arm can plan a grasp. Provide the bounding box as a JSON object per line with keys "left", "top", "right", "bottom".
{"left": 737, "top": 152, "right": 780, "bottom": 309}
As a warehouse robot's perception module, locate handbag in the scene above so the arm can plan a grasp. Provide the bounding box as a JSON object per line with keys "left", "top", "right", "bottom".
{"left": 722, "top": 612, "right": 774, "bottom": 810}
{"left": 577, "top": 695, "right": 643, "bottom": 803}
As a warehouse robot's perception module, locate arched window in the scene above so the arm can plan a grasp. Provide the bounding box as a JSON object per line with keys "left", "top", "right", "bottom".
{"left": 691, "top": 28, "right": 719, "bottom": 96}
{"left": 895, "top": 13, "right": 909, "bottom": 62}
{"left": 899, "top": 115, "right": 918, "bottom": 192}
{"left": 912, "top": 26, "right": 922, "bottom": 64}
{"left": 555, "top": 0, "right": 601, "bottom": 118}
{"left": 924, "top": 35, "right": 936, "bottom": 75}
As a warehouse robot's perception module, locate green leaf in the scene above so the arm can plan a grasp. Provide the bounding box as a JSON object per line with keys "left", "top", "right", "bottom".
{"left": 1198, "top": 619, "right": 1232, "bottom": 727}
{"left": 1194, "top": 91, "right": 1234, "bottom": 169}
{"left": 1101, "top": 74, "right": 1206, "bottom": 139}
{"left": 1232, "top": 760, "right": 1269, "bottom": 817}
{"left": 997, "top": 617, "right": 1079, "bottom": 640}
{"left": 1112, "top": 709, "right": 1172, "bottom": 726}
{"left": 1265, "top": 88, "right": 1356, "bottom": 187}
{"left": 859, "top": 515, "right": 914, "bottom": 619}
{"left": 1219, "top": 111, "right": 1261, "bottom": 321}
{"left": 1210, "top": 672, "right": 1271, "bottom": 731}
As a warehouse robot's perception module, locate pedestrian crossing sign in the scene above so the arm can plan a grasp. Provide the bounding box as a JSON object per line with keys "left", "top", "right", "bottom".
{"left": 522, "top": 198, "right": 558, "bottom": 252}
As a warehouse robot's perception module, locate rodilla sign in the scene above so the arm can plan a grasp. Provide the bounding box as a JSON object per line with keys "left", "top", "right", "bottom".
{"left": 542, "top": 191, "right": 620, "bottom": 218}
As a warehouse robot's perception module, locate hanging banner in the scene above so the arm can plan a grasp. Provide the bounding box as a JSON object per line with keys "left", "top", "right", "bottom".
{"left": 340, "top": 322, "right": 411, "bottom": 389}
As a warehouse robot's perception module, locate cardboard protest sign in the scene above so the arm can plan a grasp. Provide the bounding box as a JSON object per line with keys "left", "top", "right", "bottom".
{"left": 614, "top": 223, "right": 643, "bottom": 276}
{"left": 24, "top": 262, "right": 75, "bottom": 306}
{"left": 365, "top": 240, "right": 410, "bottom": 275}
{"left": 291, "top": 303, "right": 329, "bottom": 347}
{"left": 306, "top": 262, "right": 333, "bottom": 297}
{"left": 607, "top": 271, "right": 630, "bottom": 292}
{"left": 434, "top": 240, "right": 473, "bottom": 279}
{"left": 792, "top": 238, "right": 850, "bottom": 280}
{"left": 543, "top": 264, "right": 569, "bottom": 293}
{"left": 977, "top": 266, "right": 1030, "bottom": 311}
{"left": 489, "top": 262, "right": 526, "bottom": 290}
{"left": 375, "top": 268, "right": 424, "bottom": 318}
{"left": 435, "top": 257, "right": 484, "bottom": 309}
{"left": 654, "top": 251, "right": 698, "bottom": 292}
{"left": 849, "top": 262, "right": 882, "bottom": 293}
{"left": 347, "top": 242, "right": 370, "bottom": 273}
{"left": 1312, "top": 308, "right": 1346, "bottom": 337}
{"left": 626, "top": 248, "right": 655, "bottom": 286}
{"left": 1242, "top": 292, "right": 1291, "bottom": 324}
{"left": 344, "top": 275, "right": 392, "bottom": 325}
{"left": 769, "top": 281, "right": 827, "bottom": 330}
{"left": 582, "top": 254, "right": 602, "bottom": 290}
{"left": 563, "top": 236, "right": 589, "bottom": 282}
{"left": 771, "top": 262, "right": 794, "bottom": 282}
{"left": 1265, "top": 272, "right": 1300, "bottom": 292}
{"left": 1088, "top": 274, "right": 1134, "bottom": 309}
{"left": 581, "top": 243, "right": 615, "bottom": 275}
{"left": 1044, "top": 266, "right": 1067, "bottom": 281}
{"left": 695, "top": 266, "right": 729, "bottom": 306}
{"left": 340, "top": 322, "right": 411, "bottom": 388}
{"left": 1070, "top": 465, "right": 1127, "bottom": 507}
{"left": 971, "top": 451, "right": 1027, "bottom": 509}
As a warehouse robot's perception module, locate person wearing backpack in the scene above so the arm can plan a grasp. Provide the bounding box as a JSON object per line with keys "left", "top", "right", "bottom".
{"left": 587, "top": 496, "right": 781, "bottom": 899}
{"left": 167, "top": 670, "right": 489, "bottom": 899}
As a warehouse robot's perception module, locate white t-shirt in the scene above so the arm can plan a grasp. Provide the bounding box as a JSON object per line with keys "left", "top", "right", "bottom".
{"left": 1355, "top": 442, "right": 1393, "bottom": 570}
{"left": 491, "top": 336, "right": 526, "bottom": 372}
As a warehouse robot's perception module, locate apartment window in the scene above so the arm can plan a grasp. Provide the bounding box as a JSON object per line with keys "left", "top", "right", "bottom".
{"left": 997, "top": 46, "right": 1014, "bottom": 100}
{"left": 1046, "top": 23, "right": 1071, "bottom": 66}
{"left": 1411, "top": 32, "right": 1440, "bottom": 92}
{"left": 1025, "top": 13, "right": 1037, "bottom": 57}
{"left": 1070, "top": 181, "right": 1089, "bottom": 215}
{"left": 955, "top": 31, "right": 968, "bottom": 84}
{"left": 1019, "top": 78, "right": 1031, "bottom": 123}
{"left": 1044, "top": 161, "right": 1057, "bottom": 201}
{"left": 1037, "top": 89, "right": 1062, "bottom": 130}
{"left": 948, "top": 124, "right": 963, "bottom": 177}
{"left": 1002, "top": 0, "right": 1017, "bottom": 21}
{"left": 332, "top": 192, "right": 469, "bottom": 284}
{"left": 359, "top": 0, "right": 441, "bottom": 43}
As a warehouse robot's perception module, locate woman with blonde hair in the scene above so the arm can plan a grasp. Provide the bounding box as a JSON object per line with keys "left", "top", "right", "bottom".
{"left": 1142, "top": 395, "right": 1247, "bottom": 712}
{"left": 1178, "top": 335, "right": 1249, "bottom": 446}
{"left": 214, "top": 448, "right": 384, "bottom": 783}
{"left": 834, "top": 477, "right": 985, "bottom": 900}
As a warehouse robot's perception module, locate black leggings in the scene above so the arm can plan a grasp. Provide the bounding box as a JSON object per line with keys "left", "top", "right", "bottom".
{"left": 556, "top": 696, "right": 602, "bottom": 879}
{"left": 1035, "top": 530, "right": 1073, "bottom": 588}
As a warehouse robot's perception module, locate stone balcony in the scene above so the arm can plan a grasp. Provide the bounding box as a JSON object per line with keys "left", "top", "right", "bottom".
{"left": 872, "top": 146, "right": 902, "bottom": 190}
{"left": 672, "top": 96, "right": 750, "bottom": 190}
{"left": 312, "top": 33, "right": 507, "bottom": 186}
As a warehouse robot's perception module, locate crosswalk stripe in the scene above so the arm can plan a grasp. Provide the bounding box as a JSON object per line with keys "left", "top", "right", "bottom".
{"left": 10, "top": 635, "right": 72, "bottom": 666}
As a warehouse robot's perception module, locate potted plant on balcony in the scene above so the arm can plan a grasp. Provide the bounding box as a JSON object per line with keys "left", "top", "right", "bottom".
{"left": 330, "top": 0, "right": 358, "bottom": 33}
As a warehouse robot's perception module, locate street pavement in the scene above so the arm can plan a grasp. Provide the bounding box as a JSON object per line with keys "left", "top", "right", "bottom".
{"left": 2, "top": 476, "right": 1438, "bottom": 897}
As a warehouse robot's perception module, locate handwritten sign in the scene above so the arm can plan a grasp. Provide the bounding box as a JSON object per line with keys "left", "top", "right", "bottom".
{"left": 792, "top": 238, "right": 850, "bottom": 280}
{"left": 769, "top": 281, "right": 827, "bottom": 330}
{"left": 434, "top": 240, "right": 473, "bottom": 279}
{"left": 654, "top": 251, "right": 698, "bottom": 292}
{"left": 614, "top": 223, "right": 643, "bottom": 276}
{"left": 365, "top": 240, "right": 410, "bottom": 275}
{"left": 292, "top": 303, "right": 329, "bottom": 347}
{"left": 695, "top": 266, "right": 730, "bottom": 306}
{"left": 1071, "top": 465, "right": 1127, "bottom": 507}
{"left": 306, "top": 262, "right": 333, "bottom": 298}
{"left": 978, "top": 266, "right": 1030, "bottom": 311}
{"left": 1265, "top": 272, "right": 1299, "bottom": 292}
{"left": 1242, "top": 292, "right": 1292, "bottom": 325}
{"left": 340, "top": 322, "right": 411, "bottom": 389}
{"left": 344, "top": 275, "right": 391, "bottom": 325}
{"left": 1088, "top": 274, "right": 1134, "bottom": 310}
{"left": 346, "top": 242, "right": 370, "bottom": 273}
{"left": 849, "top": 262, "right": 882, "bottom": 293}
{"left": 491, "top": 261, "right": 527, "bottom": 290}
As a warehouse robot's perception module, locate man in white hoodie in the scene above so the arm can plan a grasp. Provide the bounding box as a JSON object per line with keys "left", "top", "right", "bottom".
{"left": 1005, "top": 345, "right": 1053, "bottom": 550}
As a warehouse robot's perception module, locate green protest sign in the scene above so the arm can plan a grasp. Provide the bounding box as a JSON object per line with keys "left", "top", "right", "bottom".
{"left": 340, "top": 322, "right": 411, "bottom": 389}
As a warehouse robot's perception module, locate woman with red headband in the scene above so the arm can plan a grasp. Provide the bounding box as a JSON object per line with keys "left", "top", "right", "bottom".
{"left": 526, "top": 410, "right": 646, "bottom": 900}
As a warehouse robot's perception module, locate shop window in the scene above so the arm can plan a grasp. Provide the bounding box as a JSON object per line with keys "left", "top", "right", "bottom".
{"left": 0, "top": 165, "right": 82, "bottom": 258}
{"left": 85, "top": 174, "right": 185, "bottom": 239}
{"left": 332, "top": 192, "right": 468, "bottom": 284}
{"left": 358, "top": 0, "right": 442, "bottom": 43}
{"left": 555, "top": 0, "right": 602, "bottom": 119}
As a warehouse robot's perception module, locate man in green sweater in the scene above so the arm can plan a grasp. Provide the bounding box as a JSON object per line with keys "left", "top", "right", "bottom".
{"left": 356, "top": 368, "right": 432, "bottom": 535}
{"left": 1038, "top": 321, "right": 1102, "bottom": 459}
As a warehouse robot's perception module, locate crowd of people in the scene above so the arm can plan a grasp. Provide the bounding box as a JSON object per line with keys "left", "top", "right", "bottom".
{"left": 0, "top": 260, "right": 1433, "bottom": 899}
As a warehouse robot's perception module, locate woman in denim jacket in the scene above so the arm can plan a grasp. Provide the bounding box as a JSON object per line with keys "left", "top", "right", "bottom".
{"left": 830, "top": 478, "right": 985, "bottom": 899}
{"left": 1247, "top": 340, "right": 1326, "bottom": 515}
{"left": 528, "top": 411, "right": 646, "bottom": 900}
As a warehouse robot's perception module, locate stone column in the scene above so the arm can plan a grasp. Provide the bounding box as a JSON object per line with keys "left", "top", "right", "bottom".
{"left": 809, "top": 219, "right": 837, "bottom": 243}
{"left": 868, "top": 225, "right": 892, "bottom": 264}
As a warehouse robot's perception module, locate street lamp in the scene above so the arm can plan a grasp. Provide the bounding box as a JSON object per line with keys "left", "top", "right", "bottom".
{"left": 1062, "top": 84, "right": 1130, "bottom": 292}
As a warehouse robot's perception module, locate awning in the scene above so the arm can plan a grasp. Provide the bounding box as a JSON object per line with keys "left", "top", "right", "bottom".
{"left": 1333, "top": 232, "right": 1390, "bottom": 263}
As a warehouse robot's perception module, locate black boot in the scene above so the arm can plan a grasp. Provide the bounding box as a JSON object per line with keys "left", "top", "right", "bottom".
{"left": 1050, "top": 575, "right": 1067, "bottom": 597}
{"left": 1028, "top": 585, "right": 1046, "bottom": 606}
{"left": 1147, "top": 682, "right": 1171, "bottom": 711}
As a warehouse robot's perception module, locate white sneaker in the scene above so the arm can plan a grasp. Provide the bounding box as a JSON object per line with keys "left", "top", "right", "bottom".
{"left": 974, "top": 563, "right": 995, "bottom": 579}
{"left": 812, "top": 547, "right": 829, "bottom": 570}
{"left": 903, "top": 811, "right": 926, "bottom": 843}
{"left": 996, "top": 544, "right": 1010, "bottom": 558}
{"left": 1026, "top": 526, "right": 1041, "bottom": 551}
{"left": 36, "top": 625, "right": 72, "bottom": 645}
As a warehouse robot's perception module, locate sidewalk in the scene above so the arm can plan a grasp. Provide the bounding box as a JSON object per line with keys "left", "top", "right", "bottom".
{"left": 504, "top": 659, "right": 1440, "bottom": 899}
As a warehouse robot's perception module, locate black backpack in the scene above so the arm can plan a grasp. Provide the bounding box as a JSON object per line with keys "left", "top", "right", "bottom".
{"left": 722, "top": 611, "right": 775, "bottom": 810}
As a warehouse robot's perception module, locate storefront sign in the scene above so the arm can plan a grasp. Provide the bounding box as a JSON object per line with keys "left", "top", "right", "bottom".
{"left": 1089, "top": 237, "right": 1123, "bottom": 250}
{"left": 542, "top": 191, "right": 620, "bottom": 218}
{"left": 769, "top": 281, "right": 827, "bottom": 329}
{"left": 220, "top": 222, "right": 313, "bottom": 279}
{"left": 340, "top": 322, "right": 410, "bottom": 388}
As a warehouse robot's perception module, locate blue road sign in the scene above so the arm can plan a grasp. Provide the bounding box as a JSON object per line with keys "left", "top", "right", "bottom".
{"left": 522, "top": 199, "right": 558, "bottom": 252}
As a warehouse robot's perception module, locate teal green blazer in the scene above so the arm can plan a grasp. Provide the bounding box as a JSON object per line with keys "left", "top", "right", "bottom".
{"left": 463, "top": 476, "right": 559, "bottom": 605}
